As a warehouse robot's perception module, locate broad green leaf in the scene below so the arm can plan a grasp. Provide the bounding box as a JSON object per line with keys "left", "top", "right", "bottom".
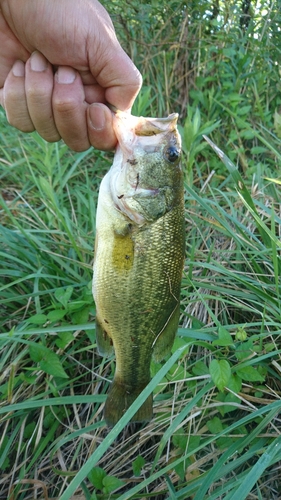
{"left": 210, "top": 359, "right": 231, "bottom": 391}
{"left": 88, "top": 467, "right": 106, "bottom": 489}
{"left": 235, "top": 340, "right": 254, "bottom": 361}
{"left": 40, "top": 350, "right": 68, "bottom": 379}
{"left": 26, "top": 314, "right": 47, "bottom": 325}
{"left": 264, "top": 343, "right": 275, "bottom": 353}
{"left": 172, "top": 433, "right": 200, "bottom": 452}
{"left": 29, "top": 343, "right": 47, "bottom": 363}
{"left": 207, "top": 416, "right": 224, "bottom": 434}
{"left": 212, "top": 326, "right": 234, "bottom": 347}
{"left": 19, "top": 373, "right": 37, "bottom": 385}
{"left": 236, "top": 366, "right": 265, "bottom": 382}
{"left": 72, "top": 305, "right": 91, "bottom": 324}
{"left": 237, "top": 105, "right": 252, "bottom": 115}
{"left": 172, "top": 431, "right": 188, "bottom": 450}
{"left": 223, "top": 392, "right": 241, "bottom": 414}
{"left": 192, "top": 361, "right": 209, "bottom": 376}
{"left": 174, "top": 461, "right": 186, "bottom": 481}
{"left": 132, "top": 456, "right": 145, "bottom": 477}
{"left": 67, "top": 300, "right": 88, "bottom": 312}
{"left": 55, "top": 332, "right": 74, "bottom": 349}
{"left": 54, "top": 286, "right": 73, "bottom": 308}
{"left": 187, "top": 436, "right": 201, "bottom": 452}
{"left": 250, "top": 146, "right": 268, "bottom": 154}
{"left": 47, "top": 309, "right": 66, "bottom": 321}
{"left": 102, "top": 475, "right": 125, "bottom": 494}
{"left": 150, "top": 360, "right": 167, "bottom": 387}
{"left": 29, "top": 344, "right": 68, "bottom": 378}
{"left": 227, "top": 374, "right": 242, "bottom": 393}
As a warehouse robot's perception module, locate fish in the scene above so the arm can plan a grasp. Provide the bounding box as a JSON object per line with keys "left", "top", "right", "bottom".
{"left": 92, "top": 110, "right": 185, "bottom": 426}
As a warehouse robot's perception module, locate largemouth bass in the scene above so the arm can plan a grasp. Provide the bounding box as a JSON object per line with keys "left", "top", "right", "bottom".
{"left": 93, "top": 110, "right": 185, "bottom": 426}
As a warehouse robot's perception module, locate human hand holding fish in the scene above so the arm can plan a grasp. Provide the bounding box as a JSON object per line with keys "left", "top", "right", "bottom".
{"left": 0, "top": 0, "right": 142, "bottom": 151}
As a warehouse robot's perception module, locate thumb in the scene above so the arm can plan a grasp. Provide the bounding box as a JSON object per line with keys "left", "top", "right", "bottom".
{"left": 99, "top": 48, "right": 142, "bottom": 111}
{"left": 87, "top": 4, "right": 142, "bottom": 111}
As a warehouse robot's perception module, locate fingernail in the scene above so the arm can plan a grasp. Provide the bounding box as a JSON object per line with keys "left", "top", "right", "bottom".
{"left": 12, "top": 60, "right": 25, "bottom": 77}
{"left": 56, "top": 66, "right": 76, "bottom": 84}
{"left": 30, "top": 51, "right": 47, "bottom": 72}
{"left": 89, "top": 103, "right": 106, "bottom": 131}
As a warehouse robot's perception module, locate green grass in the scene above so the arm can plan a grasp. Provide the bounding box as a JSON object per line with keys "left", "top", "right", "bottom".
{"left": 1, "top": 1, "right": 281, "bottom": 499}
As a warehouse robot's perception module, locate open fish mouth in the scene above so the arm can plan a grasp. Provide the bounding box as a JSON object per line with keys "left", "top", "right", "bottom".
{"left": 112, "top": 109, "right": 180, "bottom": 160}
{"left": 107, "top": 109, "right": 182, "bottom": 225}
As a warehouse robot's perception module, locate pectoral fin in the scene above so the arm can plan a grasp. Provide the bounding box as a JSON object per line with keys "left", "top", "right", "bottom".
{"left": 152, "top": 302, "right": 180, "bottom": 362}
{"left": 96, "top": 316, "right": 114, "bottom": 356}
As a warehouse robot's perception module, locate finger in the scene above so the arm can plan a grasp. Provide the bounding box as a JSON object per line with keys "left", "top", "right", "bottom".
{"left": 86, "top": 1, "right": 142, "bottom": 111}
{"left": 83, "top": 84, "right": 106, "bottom": 105}
{"left": 89, "top": 45, "right": 142, "bottom": 112}
{"left": 52, "top": 66, "right": 90, "bottom": 151}
{"left": 0, "top": 14, "right": 30, "bottom": 87}
{"left": 25, "top": 51, "right": 60, "bottom": 142}
{"left": 3, "top": 60, "right": 34, "bottom": 132}
{"left": 105, "top": 54, "right": 142, "bottom": 112}
{"left": 87, "top": 103, "right": 117, "bottom": 151}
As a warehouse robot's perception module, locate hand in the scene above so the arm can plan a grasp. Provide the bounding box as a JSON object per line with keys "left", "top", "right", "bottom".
{"left": 0, "top": 0, "right": 142, "bottom": 151}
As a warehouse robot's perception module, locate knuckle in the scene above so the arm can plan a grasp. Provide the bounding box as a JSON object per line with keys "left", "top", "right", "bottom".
{"left": 26, "top": 86, "right": 48, "bottom": 104}
{"left": 41, "top": 129, "right": 61, "bottom": 143}
{"left": 53, "top": 96, "right": 80, "bottom": 115}
{"left": 4, "top": 94, "right": 34, "bottom": 132}
{"left": 71, "top": 143, "right": 90, "bottom": 152}
{"left": 63, "top": 133, "right": 90, "bottom": 151}
{"left": 7, "top": 114, "right": 34, "bottom": 133}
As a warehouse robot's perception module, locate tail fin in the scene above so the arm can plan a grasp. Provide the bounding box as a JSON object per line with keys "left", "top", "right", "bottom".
{"left": 104, "top": 379, "right": 153, "bottom": 426}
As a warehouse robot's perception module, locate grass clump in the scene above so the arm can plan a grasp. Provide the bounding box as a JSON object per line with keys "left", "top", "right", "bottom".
{"left": 1, "top": 1, "right": 281, "bottom": 499}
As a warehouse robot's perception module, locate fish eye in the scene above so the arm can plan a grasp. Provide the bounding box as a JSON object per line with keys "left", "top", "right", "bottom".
{"left": 165, "top": 146, "right": 180, "bottom": 163}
